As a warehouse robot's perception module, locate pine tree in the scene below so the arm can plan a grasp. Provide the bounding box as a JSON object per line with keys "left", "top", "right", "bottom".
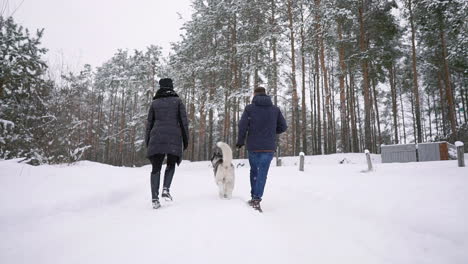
{"left": 0, "top": 16, "right": 54, "bottom": 164}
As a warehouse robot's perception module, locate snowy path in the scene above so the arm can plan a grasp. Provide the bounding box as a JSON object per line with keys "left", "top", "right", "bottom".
{"left": 1, "top": 154, "right": 467, "bottom": 264}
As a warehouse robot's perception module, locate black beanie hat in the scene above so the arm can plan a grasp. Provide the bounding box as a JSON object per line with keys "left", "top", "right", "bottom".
{"left": 159, "top": 78, "right": 173, "bottom": 89}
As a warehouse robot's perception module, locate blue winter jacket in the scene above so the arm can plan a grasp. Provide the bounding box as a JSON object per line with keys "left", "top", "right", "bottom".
{"left": 237, "top": 94, "right": 288, "bottom": 151}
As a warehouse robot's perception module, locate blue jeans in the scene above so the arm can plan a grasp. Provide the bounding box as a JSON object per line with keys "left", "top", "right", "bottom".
{"left": 248, "top": 151, "right": 274, "bottom": 201}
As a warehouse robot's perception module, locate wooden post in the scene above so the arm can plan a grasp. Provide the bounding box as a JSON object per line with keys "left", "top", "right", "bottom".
{"left": 276, "top": 146, "right": 281, "bottom": 167}
{"left": 455, "top": 141, "right": 465, "bottom": 167}
{"left": 299, "top": 152, "right": 305, "bottom": 171}
{"left": 365, "top": 149, "right": 373, "bottom": 171}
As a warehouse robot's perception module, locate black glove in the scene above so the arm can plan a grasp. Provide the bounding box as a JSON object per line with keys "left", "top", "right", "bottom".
{"left": 183, "top": 142, "right": 188, "bottom": 150}
{"left": 236, "top": 144, "right": 244, "bottom": 149}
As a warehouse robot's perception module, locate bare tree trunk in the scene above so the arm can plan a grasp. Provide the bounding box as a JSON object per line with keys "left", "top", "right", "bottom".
{"left": 369, "top": 77, "right": 376, "bottom": 152}
{"left": 270, "top": 0, "right": 281, "bottom": 159}
{"left": 225, "top": 12, "right": 238, "bottom": 146}
{"left": 344, "top": 73, "right": 350, "bottom": 149}
{"left": 349, "top": 72, "right": 359, "bottom": 152}
{"left": 437, "top": 70, "right": 447, "bottom": 135}
{"left": 244, "top": 56, "right": 251, "bottom": 157}
{"left": 398, "top": 84, "right": 407, "bottom": 144}
{"left": 322, "top": 77, "right": 328, "bottom": 154}
{"left": 315, "top": 0, "right": 333, "bottom": 154}
{"left": 461, "top": 88, "right": 467, "bottom": 123}
{"left": 389, "top": 64, "right": 399, "bottom": 144}
{"left": 87, "top": 87, "right": 96, "bottom": 160}
{"left": 287, "top": 0, "right": 300, "bottom": 155}
{"left": 315, "top": 47, "right": 322, "bottom": 154}
{"left": 295, "top": 102, "right": 301, "bottom": 154}
{"left": 358, "top": 2, "right": 372, "bottom": 151}
{"left": 118, "top": 87, "right": 126, "bottom": 166}
{"left": 208, "top": 36, "right": 218, "bottom": 159}
{"left": 408, "top": 0, "right": 422, "bottom": 142}
{"left": 96, "top": 92, "right": 103, "bottom": 162}
{"left": 106, "top": 85, "right": 117, "bottom": 164}
{"left": 198, "top": 90, "right": 207, "bottom": 160}
{"left": 285, "top": 106, "right": 291, "bottom": 155}
{"left": 427, "top": 96, "right": 433, "bottom": 139}
{"left": 371, "top": 77, "right": 382, "bottom": 151}
{"left": 236, "top": 99, "right": 242, "bottom": 158}
{"left": 269, "top": 1, "right": 277, "bottom": 107}
{"left": 433, "top": 92, "right": 439, "bottom": 135}
{"left": 189, "top": 74, "right": 196, "bottom": 161}
{"left": 208, "top": 72, "right": 215, "bottom": 159}
{"left": 130, "top": 91, "right": 138, "bottom": 166}
{"left": 329, "top": 60, "right": 337, "bottom": 153}
{"left": 232, "top": 98, "right": 238, "bottom": 147}
{"left": 409, "top": 90, "right": 417, "bottom": 142}
{"left": 223, "top": 92, "right": 230, "bottom": 143}
{"left": 300, "top": 5, "right": 307, "bottom": 154}
{"left": 355, "top": 79, "right": 364, "bottom": 151}
{"left": 439, "top": 21, "right": 457, "bottom": 135}
{"left": 338, "top": 22, "right": 348, "bottom": 152}
{"left": 465, "top": 86, "right": 468, "bottom": 123}
{"left": 309, "top": 66, "right": 316, "bottom": 154}
{"left": 77, "top": 89, "right": 82, "bottom": 152}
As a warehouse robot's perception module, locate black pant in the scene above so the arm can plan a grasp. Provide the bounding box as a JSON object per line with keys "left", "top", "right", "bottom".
{"left": 150, "top": 154, "right": 178, "bottom": 200}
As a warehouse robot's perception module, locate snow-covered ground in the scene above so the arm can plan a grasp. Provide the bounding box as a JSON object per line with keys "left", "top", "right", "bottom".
{"left": 1, "top": 154, "right": 467, "bottom": 264}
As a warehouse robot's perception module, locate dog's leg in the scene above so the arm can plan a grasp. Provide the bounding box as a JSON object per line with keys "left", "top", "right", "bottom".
{"left": 224, "top": 170, "right": 235, "bottom": 199}
{"left": 223, "top": 182, "right": 229, "bottom": 199}
{"left": 225, "top": 180, "right": 234, "bottom": 199}
{"left": 218, "top": 180, "right": 225, "bottom": 199}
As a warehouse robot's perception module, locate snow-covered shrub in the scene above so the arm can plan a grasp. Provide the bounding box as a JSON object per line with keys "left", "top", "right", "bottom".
{"left": 436, "top": 123, "right": 468, "bottom": 152}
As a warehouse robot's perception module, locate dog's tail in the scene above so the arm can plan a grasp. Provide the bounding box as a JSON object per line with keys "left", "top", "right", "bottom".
{"left": 216, "top": 142, "right": 233, "bottom": 167}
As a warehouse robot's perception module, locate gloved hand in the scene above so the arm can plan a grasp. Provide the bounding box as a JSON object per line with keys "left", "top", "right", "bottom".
{"left": 183, "top": 142, "right": 188, "bottom": 150}
{"left": 236, "top": 144, "right": 244, "bottom": 149}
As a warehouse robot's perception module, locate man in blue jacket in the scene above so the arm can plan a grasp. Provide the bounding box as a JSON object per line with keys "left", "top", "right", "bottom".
{"left": 236, "top": 87, "right": 288, "bottom": 212}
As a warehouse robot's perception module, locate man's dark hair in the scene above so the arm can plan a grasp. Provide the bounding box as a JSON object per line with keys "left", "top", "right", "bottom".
{"left": 254, "top": 87, "right": 266, "bottom": 95}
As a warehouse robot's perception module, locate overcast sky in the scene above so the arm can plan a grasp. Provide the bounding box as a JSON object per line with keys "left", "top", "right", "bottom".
{"left": 5, "top": 0, "right": 193, "bottom": 71}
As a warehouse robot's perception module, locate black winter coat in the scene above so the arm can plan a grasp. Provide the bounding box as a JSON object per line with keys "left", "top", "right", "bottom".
{"left": 146, "top": 90, "right": 189, "bottom": 165}
{"left": 237, "top": 94, "right": 287, "bottom": 151}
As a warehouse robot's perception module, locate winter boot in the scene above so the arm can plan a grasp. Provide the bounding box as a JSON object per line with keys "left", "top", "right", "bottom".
{"left": 250, "top": 199, "right": 263, "bottom": 213}
{"left": 152, "top": 199, "right": 161, "bottom": 209}
{"left": 162, "top": 188, "right": 173, "bottom": 201}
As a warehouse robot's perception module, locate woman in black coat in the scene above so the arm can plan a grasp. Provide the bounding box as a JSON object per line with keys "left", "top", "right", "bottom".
{"left": 146, "top": 78, "right": 189, "bottom": 209}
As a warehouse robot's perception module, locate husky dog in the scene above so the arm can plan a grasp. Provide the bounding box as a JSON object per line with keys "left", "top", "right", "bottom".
{"left": 210, "top": 142, "right": 235, "bottom": 199}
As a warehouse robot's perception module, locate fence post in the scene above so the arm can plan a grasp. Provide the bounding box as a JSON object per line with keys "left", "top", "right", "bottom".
{"left": 299, "top": 152, "right": 305, "bottom": 171}
{"left": 365, "top": 149, "right": 373, "bottom": 171}
{"left": 276, "top": 147, "right": 281, "bottom": 167}
{"left": 455, "top": 141, "right": 465, "bottom": 167}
